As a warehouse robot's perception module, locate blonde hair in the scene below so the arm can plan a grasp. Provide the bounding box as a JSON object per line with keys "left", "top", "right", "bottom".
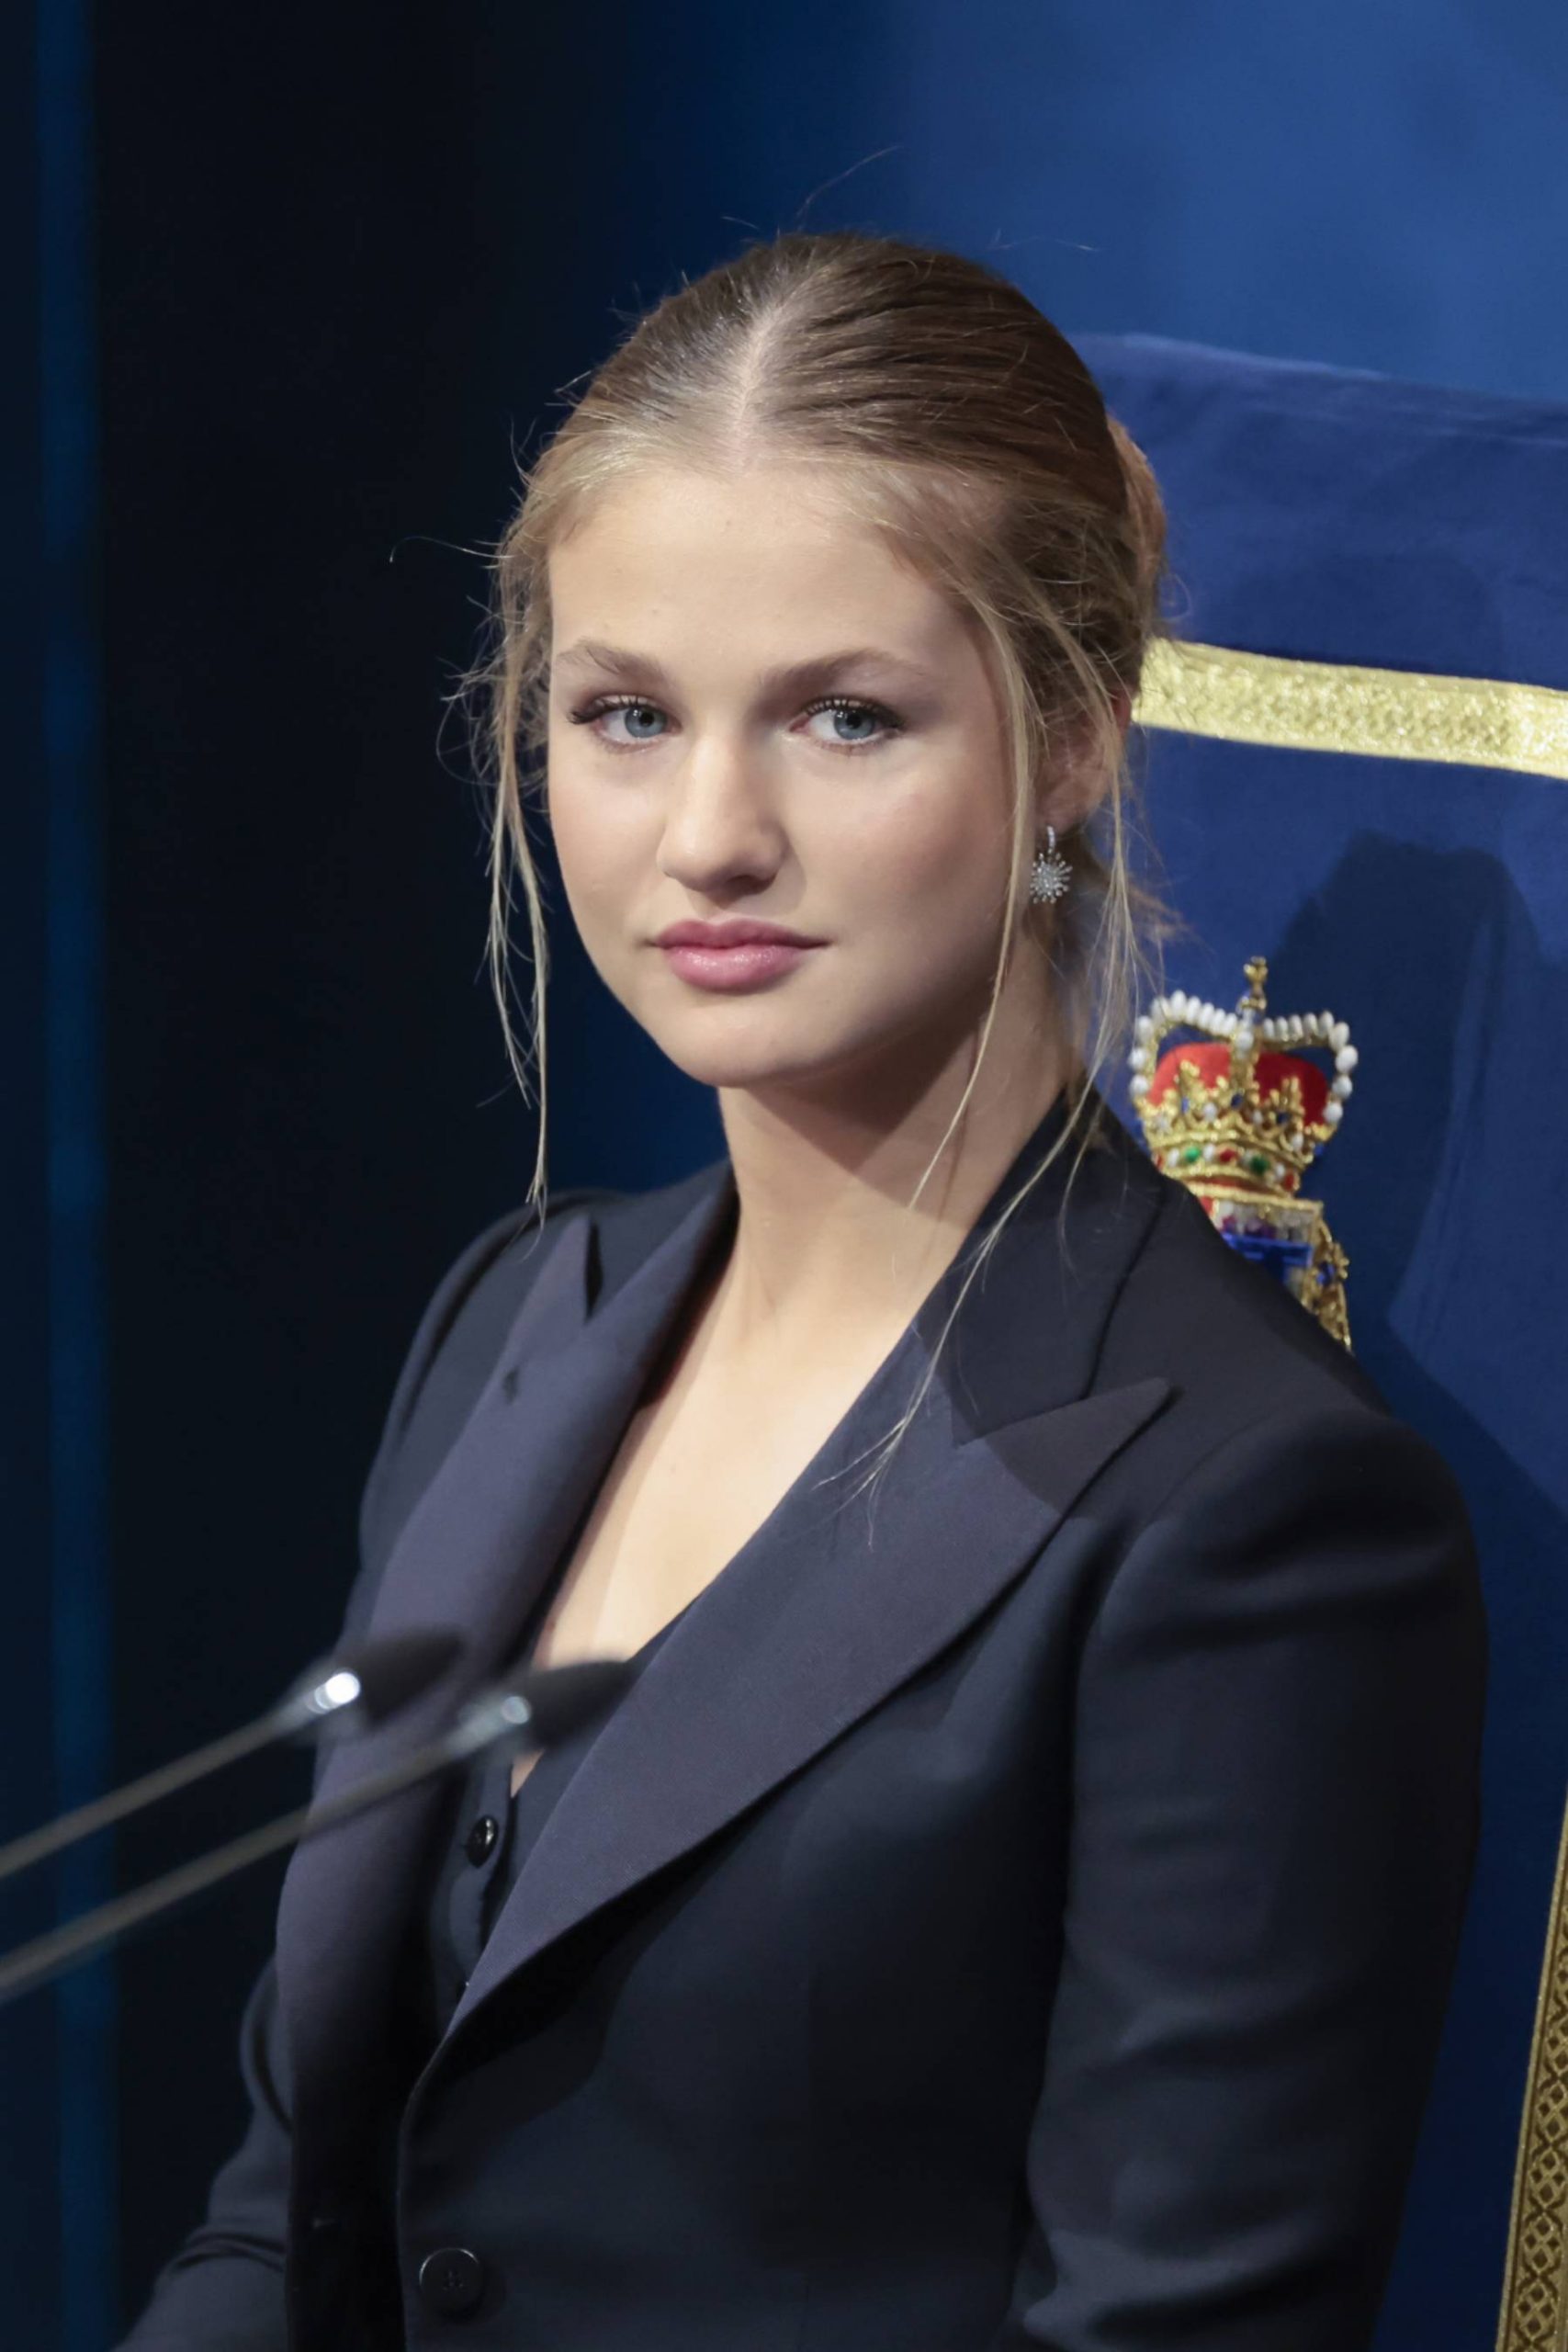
{"left": 461, "top": 228, "right": 1181, "bottom": 1500}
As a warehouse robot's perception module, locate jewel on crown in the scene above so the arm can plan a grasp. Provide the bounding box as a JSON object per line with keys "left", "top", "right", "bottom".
{"left": 1128, "top": 956, "right": 1357, "bottom": 1348}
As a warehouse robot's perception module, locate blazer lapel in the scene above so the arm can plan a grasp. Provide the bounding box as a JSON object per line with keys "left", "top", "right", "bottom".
{"left": 431, "top": 1097, "right": 1175, "bottom": 2057}
{"left": 275, "top": 1162, "right": 739, "bottom": 2107}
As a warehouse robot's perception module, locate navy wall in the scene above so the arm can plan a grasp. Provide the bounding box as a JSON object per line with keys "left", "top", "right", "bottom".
{"left": 8, "top": 2, "right": 1566, "bottom": 2341}
{"left": 10, "top": 1, "right": 112, "bottom": 2346}
{"left": 5, "top": 0, "right": 64, "bottom": 2336}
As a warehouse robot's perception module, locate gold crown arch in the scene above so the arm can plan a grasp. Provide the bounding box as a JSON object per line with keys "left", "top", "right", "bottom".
{"left": 1129, "top": 958, "right": 1357, "bottom": 1349}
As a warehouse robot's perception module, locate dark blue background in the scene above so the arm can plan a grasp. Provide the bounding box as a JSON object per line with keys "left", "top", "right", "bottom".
{"left": 9, "top": 3, "right": 1566, "bottom": 2342}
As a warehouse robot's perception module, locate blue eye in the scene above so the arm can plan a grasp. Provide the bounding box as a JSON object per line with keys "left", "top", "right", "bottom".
{"left": 569, "top": 695, "right": 668, "bottom": 749}
{"left": 565, "top": 690, "right": 904, "bottom": 756}
{"left": 800, "top": 695, "right": 903, "bottom": 753}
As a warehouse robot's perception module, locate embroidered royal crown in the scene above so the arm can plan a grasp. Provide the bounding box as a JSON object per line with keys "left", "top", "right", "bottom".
{"left": 1127, "top": 956, "right": 1357, "bottom": 1350}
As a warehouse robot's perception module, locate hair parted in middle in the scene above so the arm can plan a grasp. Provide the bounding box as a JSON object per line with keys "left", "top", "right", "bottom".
{"left": 460, "top": 225, "right": 1184, "bottom": 1504}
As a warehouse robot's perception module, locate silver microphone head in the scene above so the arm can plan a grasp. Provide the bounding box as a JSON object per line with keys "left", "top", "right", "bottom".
{"left": 277, "top": 1628, "right": 465, "bottom": 1741}
{"left": 450, "top": 1657, "right": 637, "bottom": 1761}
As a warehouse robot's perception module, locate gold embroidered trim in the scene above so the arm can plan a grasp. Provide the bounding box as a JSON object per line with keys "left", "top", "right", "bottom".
{"left": 1134, "top": 639, "right": 1568, "bottom": 784}
{"left": 1495, "top": 1787, "right": 1568, "bottom": 2349}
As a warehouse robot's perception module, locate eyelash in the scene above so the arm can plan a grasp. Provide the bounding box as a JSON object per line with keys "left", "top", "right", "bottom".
{"left": 565, "top": 692, "right": 905, "bottom": 758}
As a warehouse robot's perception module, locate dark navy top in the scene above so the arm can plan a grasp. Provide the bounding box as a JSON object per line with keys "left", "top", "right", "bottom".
{"left": 417, "top": 1592, "right": 695, "bottom": 2037}
{"left": 362, "top": 1568, "right": 698, "bottom": 2335}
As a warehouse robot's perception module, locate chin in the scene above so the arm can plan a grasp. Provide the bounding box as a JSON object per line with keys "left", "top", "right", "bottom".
{"left": 639, "top": 1000, "right": 938, "bottom": 1102}
{"left": 649, "top": 1030, "right": 841, "bottom": 1092}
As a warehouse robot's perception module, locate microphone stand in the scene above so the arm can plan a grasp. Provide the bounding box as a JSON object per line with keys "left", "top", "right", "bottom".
{"left": 0, "top": 1659, "right": 631, "bottom": 2009}
{"left": 0, "top": 1630, "right": 464, "bottom": 1888}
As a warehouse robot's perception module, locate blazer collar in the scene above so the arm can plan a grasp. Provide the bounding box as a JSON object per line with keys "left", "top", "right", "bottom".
{"left": 276, "top": 1086, "right": 1174, "bottom": 2146}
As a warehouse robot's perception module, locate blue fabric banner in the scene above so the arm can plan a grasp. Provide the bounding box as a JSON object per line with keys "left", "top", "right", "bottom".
{"left": 1079, "top": 329, "right": 1568, "bottom": 2352}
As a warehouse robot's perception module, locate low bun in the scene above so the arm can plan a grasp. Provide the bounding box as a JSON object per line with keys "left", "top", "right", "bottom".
{"left": 1105, "top": 413, "right": 1169, "bottom": 667}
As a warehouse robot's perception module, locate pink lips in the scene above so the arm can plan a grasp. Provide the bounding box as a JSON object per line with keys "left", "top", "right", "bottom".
{"left": 655, "top": 920, "right": 825, "bottom": 993}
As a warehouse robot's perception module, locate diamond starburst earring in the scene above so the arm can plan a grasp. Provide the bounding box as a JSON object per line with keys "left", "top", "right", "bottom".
{"left": 1027, "top": 824, "right": 1072, "bottom": 906}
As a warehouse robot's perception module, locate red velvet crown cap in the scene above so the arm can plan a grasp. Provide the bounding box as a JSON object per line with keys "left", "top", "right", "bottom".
{"left": 1146, "top": 1041, "right": 1332, "bottom": 1125}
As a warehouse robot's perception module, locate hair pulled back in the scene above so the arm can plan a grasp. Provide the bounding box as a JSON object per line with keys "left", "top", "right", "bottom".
{"left": 463, "top": 228, "right": 1179, "bottom": 1498}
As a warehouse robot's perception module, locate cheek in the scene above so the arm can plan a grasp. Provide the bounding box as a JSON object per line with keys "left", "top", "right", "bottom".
{"left": 546, "top": 769, "right": 646, "bottom": 925}
{"left": 838, "top": 779, "right": 1009, "bottom": 923}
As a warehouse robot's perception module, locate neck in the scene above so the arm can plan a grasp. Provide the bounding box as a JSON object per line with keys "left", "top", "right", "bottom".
{"left": 709, "top": 979, "right": 1084, "bottom": 1359}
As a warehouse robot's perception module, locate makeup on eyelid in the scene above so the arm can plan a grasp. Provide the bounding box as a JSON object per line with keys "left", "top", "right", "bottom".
{"left": 566, "top": 691, "right": 907, "bottom": 755}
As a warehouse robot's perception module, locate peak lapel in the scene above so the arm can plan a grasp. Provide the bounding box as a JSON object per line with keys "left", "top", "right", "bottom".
{"left": 443, "top": 1373, "right": 1170, "bottom": 2045}
{"left": 437, "top": 1099, "right": 1175, "bottom": 2053}
{"left": 275, "top": 1167, "right": 737, "bottom": 2099}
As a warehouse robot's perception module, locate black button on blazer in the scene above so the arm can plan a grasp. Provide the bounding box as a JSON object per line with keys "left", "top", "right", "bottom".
{"left": 117, "top": 1085, "right": 1486, "bottom": 2352}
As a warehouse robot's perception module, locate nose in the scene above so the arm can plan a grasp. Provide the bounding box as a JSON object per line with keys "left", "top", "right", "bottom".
{"left": 656, "top": 733, "right": 787, "bottom": 895}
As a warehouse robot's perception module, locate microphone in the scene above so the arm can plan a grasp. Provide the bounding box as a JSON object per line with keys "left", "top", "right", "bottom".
{"left": 0, "top": 1628, "right": 465, "bottom": 1890}
{"left": 0, "top": 1654, "right": 636, "bottom": 2008}
{"left": 278, "top": 1630, "right": 468, "bottom": 1740}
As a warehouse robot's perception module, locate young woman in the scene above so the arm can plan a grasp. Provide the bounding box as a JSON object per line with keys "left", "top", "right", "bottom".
{"left": 120, "top": 230, "right": 1485, "bottom": 2352}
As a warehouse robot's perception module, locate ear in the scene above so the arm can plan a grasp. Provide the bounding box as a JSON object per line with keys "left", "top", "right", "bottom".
{"left": 1035, "top": 687, "right": 1133, "bottom": 835}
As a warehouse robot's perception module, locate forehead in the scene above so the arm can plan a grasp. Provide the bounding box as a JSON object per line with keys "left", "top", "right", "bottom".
{"left": 555, "top": 459, "right": 874, "bottom": 558}
{"left": 547, "top": 462, "right": 960, "bottom": 658}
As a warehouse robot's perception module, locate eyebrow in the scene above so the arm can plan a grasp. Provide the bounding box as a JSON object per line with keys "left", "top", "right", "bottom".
{"left": 551, "top": 639, "right": 934, "bottom": 696}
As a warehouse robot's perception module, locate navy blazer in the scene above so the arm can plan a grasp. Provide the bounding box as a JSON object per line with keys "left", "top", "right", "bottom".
{"left": 119, "top": 1091, "right": 1486, "bottom": 2351}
